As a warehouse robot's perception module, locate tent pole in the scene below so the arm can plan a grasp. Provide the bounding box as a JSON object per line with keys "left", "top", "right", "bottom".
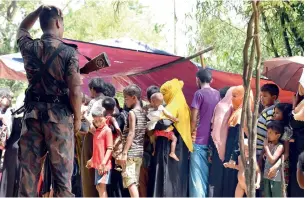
{"left": 200, "top": 55, "right": 206, "bottom": 68}
{"left": 130, "top": 46, "right": 214, "bottom": 76}
{"left": 184, "top": 46, "right": 214, "bottom": 61}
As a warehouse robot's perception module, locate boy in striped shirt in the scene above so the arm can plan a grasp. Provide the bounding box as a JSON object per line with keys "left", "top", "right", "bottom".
{"left": 257, "top": 84, "right": 280, "bottom": 158}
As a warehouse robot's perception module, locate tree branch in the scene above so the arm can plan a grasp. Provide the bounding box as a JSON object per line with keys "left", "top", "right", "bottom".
{"left": 242, "top": 13, "right": 254, "bottom": 83}
{"left": 282, "top": 11, "right": 304, "bottom": 52}
{"left": 240, "top": 1, "right": 261, "bottom": 197}
{"left": 261, "top": 11, "right": 279, "bottom": 57}
{"left": 280, "top": 9, "right": 293, "bottom": 56}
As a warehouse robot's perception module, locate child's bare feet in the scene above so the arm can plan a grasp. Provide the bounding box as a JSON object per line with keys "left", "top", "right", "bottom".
{"left": 169, "top": 152, "right": 179, "bottom": 161}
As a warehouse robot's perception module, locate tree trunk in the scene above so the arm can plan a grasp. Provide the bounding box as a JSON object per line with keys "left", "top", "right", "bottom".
{"left": 239, "top": 1, "right": 261, "bottom": 198}
{"left": 282, "top": 12, "right": 304, "bottom": 52}
{"left": 262, "top": 12, "right": 279, "bottom": 57}
{"left": 280, "top": 10, "right": 293, "bottom": 56}
{"left": 250, "top": 1, "right": 262, "bottom": 196}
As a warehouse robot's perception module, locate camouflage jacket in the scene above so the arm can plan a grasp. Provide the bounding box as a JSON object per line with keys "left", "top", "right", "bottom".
{"left": 17, "top": 29, "right": 82, "bottom": 124}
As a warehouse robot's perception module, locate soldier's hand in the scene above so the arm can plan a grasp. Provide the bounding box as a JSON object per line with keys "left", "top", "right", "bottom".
{"left": 74, "top": 119, "right": 81, "bottom": 134}
{"left": 41, "top": 5, "right": 63, "bottom": 17}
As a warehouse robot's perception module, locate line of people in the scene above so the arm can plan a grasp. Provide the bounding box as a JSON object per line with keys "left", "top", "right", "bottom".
{"left": 0, "top": 66, "right": 304, "bottom": 197}
{"left": 39, "top": 68, "right": 303, "bottom": 197}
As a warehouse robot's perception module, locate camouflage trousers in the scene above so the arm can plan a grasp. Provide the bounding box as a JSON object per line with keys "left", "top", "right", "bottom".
{"left": 18, "top": 118, "right": 74, "bottom": 197}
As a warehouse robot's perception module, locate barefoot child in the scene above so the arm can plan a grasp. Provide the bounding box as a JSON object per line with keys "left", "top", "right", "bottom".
{"left": 86, "top": 106, "right": 113, "bottom": 198}
{"left": 119, "top": 85, "right": 147, "bottom": 197}
{"left": 226, "top": 139, "right": 261, "bottom": 197}
{"left": 263, "top": 121, "right": 285, "bottom": 197}
{"left": 147, "top": 92, "right": 179, "bottom": 161}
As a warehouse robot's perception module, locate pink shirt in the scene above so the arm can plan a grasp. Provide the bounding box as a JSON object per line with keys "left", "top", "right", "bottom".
{"left": 92, "top": 124, "right": 113, "bottom": 170}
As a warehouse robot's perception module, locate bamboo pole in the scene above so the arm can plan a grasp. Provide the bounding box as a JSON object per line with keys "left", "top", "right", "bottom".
{"left": 200, "top": 55, "right": 206, "bottom": 68}
{"left": 130, "top": 46, "right": 214, "bottom": 76}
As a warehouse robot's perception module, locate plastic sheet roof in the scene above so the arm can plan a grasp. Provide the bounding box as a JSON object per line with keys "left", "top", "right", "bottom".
{"left": 0, "top": 38, "right": 294, "bottom": 104}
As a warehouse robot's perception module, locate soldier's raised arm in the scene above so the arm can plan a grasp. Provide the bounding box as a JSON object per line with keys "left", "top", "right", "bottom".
{"left": 16, "top": 6, "right": 43, "bottom": 53}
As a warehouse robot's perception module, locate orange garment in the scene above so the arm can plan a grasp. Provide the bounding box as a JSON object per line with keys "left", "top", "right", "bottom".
{"left": 228, "top": 85, "right": 253, "bottom": 127}
{"left": 91, "top": 122, "right": 113, "bottom": 170}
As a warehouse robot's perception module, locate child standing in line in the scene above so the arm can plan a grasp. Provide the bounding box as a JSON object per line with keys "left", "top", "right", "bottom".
{"left": 147, "top": 92, "right": 179, "bottom": 161}
{"left": 86, "top": 106, "right": 113, "bottom": 198}
{"left": 226, "top": 139, "right": 261, "bottom": 197}
{"left": 102, "top": 97, "right": 124, "bottom": 171}
{"left": 263, "top": 121, "right": 285, "bottom": 197}
{"left": 269, "top": 103, "right": 293, "bottom": 187}
{"left": 119, "top": 84, "right": 147, "bottom": 197}
{"left": 257, "top": 84, "right": 280, "bottom": 159}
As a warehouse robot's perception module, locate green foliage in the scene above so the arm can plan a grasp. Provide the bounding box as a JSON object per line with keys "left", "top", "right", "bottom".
{"left": 188, "top": 0, "right": 304, "bottom": 74}
{"left": 0, "top": 79, "right": 27, "bottom": 102}
{"left": 0, "top": 0, "right": 164, "bottom": 99}
{"left": 64, "top": 0, "right": 163, "bottom": 47}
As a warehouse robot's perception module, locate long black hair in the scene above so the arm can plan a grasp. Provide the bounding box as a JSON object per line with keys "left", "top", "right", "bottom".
{"left": 274, "top": 103, "right": 293, "bottom": 126}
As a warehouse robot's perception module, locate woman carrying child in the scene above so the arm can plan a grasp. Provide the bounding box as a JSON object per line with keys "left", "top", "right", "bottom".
{"left": 147, "top": 92, "right": 179, "bottom": 161}
{"left": 150, "top": 79, "right": 192, "bottom": 197}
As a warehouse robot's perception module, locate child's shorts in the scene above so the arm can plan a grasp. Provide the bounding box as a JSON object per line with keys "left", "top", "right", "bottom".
{"left": 95, "top": 170, "right": 111, "bottom": 185}
{"left": 122, "top": 157, "right": 142, "bottom": 188}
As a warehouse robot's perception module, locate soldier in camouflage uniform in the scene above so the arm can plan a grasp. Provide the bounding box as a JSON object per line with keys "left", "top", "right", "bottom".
{"left": 17, "top": 5, "right": 82, "bottom": 197}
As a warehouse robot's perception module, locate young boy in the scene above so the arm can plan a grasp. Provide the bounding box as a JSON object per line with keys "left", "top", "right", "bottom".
{"left": 257, "top": 84, "right": 280, "bottom": 158}
{"left": 102, "top": 97, "right": 124, "bottom": 171}
{"left": 226, "top": 139, "right": 261, "bottom": 197}
{"left": 86, "top": 106, "right": 113, "bottom": 198}
{"left": 119, "top": 84, "right": 147, "bottom": 197}
{"left": 263, "top": 121, "right": 284, "bottom": 197}
{"left": 102, "top": 97, "right": 121, "bottom": 133}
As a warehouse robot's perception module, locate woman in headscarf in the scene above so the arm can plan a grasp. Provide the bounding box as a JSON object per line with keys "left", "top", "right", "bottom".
{"left": 149, "top": 79, "right": 193, "bottom": 197}
{"left": 288, "top": 79, "right": 304, "bottom": 197}
{"left": 209, "top": 87, "right": 233, "bottom": 197}
{"left": 211, "top": 85, "right": 252, "bottom": 197}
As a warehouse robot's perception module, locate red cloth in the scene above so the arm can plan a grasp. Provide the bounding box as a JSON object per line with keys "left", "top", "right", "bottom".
{"left": 63, "top": 39, "right": 294, "bottom": 104}
{"left": 155, "top": 130, "right": 174, "bottom": 140}
{"left": 92, "top": 123, "right": 113, "bottom": 170}
{"left": 0, "top": 60, "right": 26, "bottom": 81}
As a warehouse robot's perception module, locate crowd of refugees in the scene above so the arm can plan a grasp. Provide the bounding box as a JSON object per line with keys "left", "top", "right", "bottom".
{"left": 0, "top": 4, "right": 304, "bottom": 198}
{"left": 0, "top": 68, "right": 304, "bottom": 197}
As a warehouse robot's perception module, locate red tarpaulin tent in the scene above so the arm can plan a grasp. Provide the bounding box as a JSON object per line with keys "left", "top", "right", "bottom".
{"left": 0, "top": 59, "right": 26, "bottom": 81}
{"left": 64, "top": 39, "right": 294, "bottom": 104}
{"left": 1, "top": 38, "right": 294, "bottom": 104}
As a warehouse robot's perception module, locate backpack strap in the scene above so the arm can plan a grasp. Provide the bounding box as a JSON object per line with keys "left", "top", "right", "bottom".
{"left": 28, "top": 44, "right": 67, "bottom": 91}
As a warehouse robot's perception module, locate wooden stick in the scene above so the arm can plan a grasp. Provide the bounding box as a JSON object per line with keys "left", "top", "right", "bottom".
{"left": 200, "top": 55, "right": 206, "bottom": 68}
{"left": 130, "top": 46, "right": 214, "bottom": 76}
